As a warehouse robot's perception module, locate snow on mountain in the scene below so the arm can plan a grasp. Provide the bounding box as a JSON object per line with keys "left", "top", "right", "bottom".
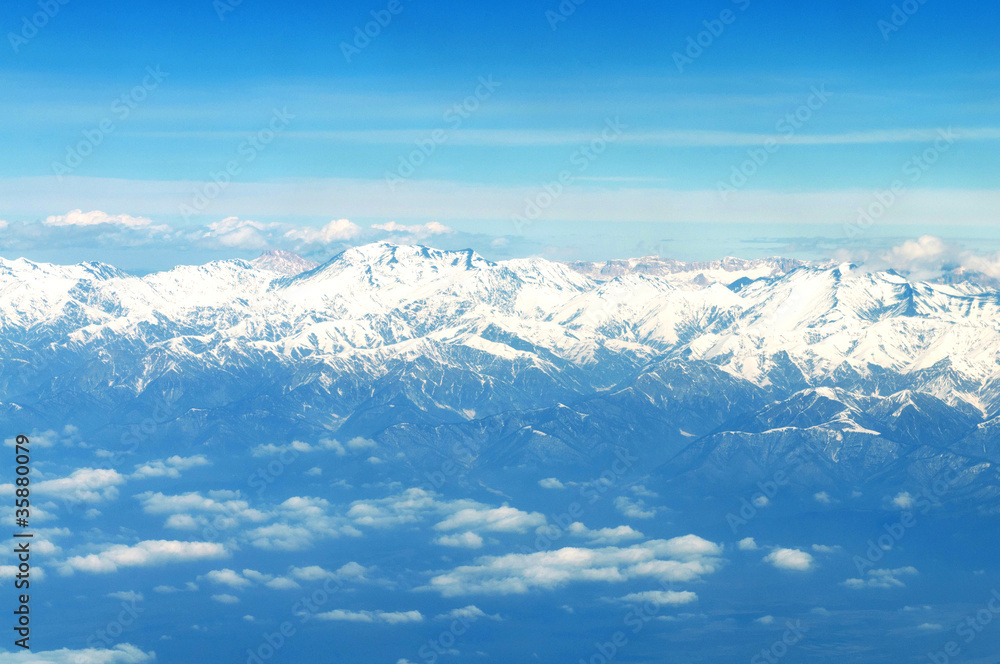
{"left": 250, "top": 250, "right": 319, "bottom": 275}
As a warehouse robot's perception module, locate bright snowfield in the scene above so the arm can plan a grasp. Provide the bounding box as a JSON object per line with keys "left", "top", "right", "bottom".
{"left": 1, "top": 242, "right": 999, "bottom": 664}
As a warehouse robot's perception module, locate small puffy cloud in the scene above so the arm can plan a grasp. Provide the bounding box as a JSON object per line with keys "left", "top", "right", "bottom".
{"left": 892, "top": 492, "right": 914, "bottom": 509}
{"left": 613, "top": 496, "right": 656, "bottom": 520}
{"left": 843, "top": 566, "right": 918, "bottom": 589}
{"left": 0, "top": 566, "right": 46, "bottom": 581}
{"left": 44, "top": 209, "right": 163, "bottom": 230}
{"left": 285, "top": 219, "right": 362, "bottom": 245}
{"left": 917, "top": 623, "right": 943, "bottom": 631}
{"left": 434, "top": 532, "right": 484, "bottom": 549}
{"left": 60, "top": 540, "right": 228, "bottom": 575}
{"left": 107, "top": 591, "right": 143, "bottom": 602}
{"left": 252, "top": 437, "right": 374, "bottom": 458}
{"left": 316, "top": 609, "right": 423, "bottom": 624}
{"left": 435, "top": 605, "right": 501, "bottom": 621}
{"left": 811, "top": 544, "right": 841, "bottom": 554}
{"left": 203, "top": 569, "right": 253, "bottom": 590}
{"left": 36, "top": 468, "right": 125, "bottom": 503}
{"left": 136, "top": 491, "right": 268, "bottom": 531}
{"left": 0, "top": 644, "right": 155, "bottom": 663}
{"left": 289, "top": 562, "right": 370, "bottom": 583}
{"left": 372, "top": 221, "right": 452, "bottom": 236}
{"left": 618, "top": 590, "right": 698, "bottom": 606}
{"left": 153, "top": 582, "right": 198, "bottom": 594}
{"left": 131, "top": 455, "right": 210, "bottom": 479}
{"left": 201, "top": 217, "right": 276, "bottom": 250}
{"left": 814, "top": 492, "right": 832, "bottom": 504}
{"left": 630, "top": 485, "right": 658, "bottom": 498}
{"left": 538, "top": 478, "right": 564, "bottom": 489}
{"left": 212, "top": 594, "right": 240, "bottom": 604}
{"left": 427, "top": 535, "right": 722, "bottom": 597}
{"left": 566, "top": 523, "right": 644, "bottom": 545}
{"left": 763, "top": 548, "right": 815, "bottom": 572}
{"left": 306, "top": 467, "right": 322, "bottom": 476}
{"left": 4, "top": 426, "right": 81, "bottom": 449}
{"left": 434, "top": 506, "right": 545, "bottom": 534}
{"left": 754, "top": 615, "right": 775, "bottom": 625}
{"left": 737, "top": 537, "right": 758, "bottom": 551}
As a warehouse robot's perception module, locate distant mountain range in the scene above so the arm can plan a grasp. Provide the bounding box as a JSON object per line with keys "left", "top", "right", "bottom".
{"left": 2, "top": 243, "right": 998, "bottom": 509}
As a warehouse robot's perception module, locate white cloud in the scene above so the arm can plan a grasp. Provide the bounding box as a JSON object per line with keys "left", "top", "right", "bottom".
{"left": 814, "top": 492, "right": 832, "bottom": 504}
{"left": 371, "top": 221, "right": 453, "bottom": 236}
{"left": 4, "top": 426, "right": 81, "bottom": 449}
{"left": 737, "top": 537, "right": 758, "bottom": 551}
{"left": 252, "top": 437, "right": 374, "bottom": 458}
{"left": 538, "top": 478, "right": 564, "bottom": 489}
{"left": 153, "top": 582, "right": 198, "bottom": 594}
{"left": 811, "top": 544, "right": 840, "bottom": 554}
{"left": 36, "top": 468, "right": 125, "bottom": 503}
{"left": 892, "top": 492, "right": 914, "bottom": 509}
{"left": 566, "top": 523, "right": 644, "bottom": 545}
{"left": 203, "top": 568, "right": 253, "bottom": 590}
{"left": 316, "top": 609, "right": 423, "bottom": 624}
{"left": 289, "top": 562, "right": 370, "bottom": 582}
{"left": 0, "top": 644, "right": 155, "bottom": 663}
{"left": 434, "top": 506, "right": 545, "bottom": 534}
{"left": 136, "top": 491, "right": 268, "bottom": 532}
{"left": 434, "top": 532, "right": 484, "bottom": 549}
{"left": 763, "top": 548, "right": 815, "bottom": 572}
{"left": 212, "top": 594, "right": 240, "bottom": 604}
{"left": 618, "top": 590, "right": 698, "bottom": 605}
{"left": 10, "top": 177, "right": 1000, "bottom": 228}
{"left": 60, "top": 540, "right": 228, "bottom": 575}
{"left": 843, "top": 566, "right": 918, "bottom": 589}
{"left": 200, "top": 217, "right": 277, "bottom": 249}
{"left": 131, "top": 455, "right": 210, "bottom": 479}
{"left": 613, "top": 496, "right": 656, "bottom": 520}
{"left": 285, "top": 218, "right": 362, "bottom": 245}
{"left": 107, "top": 591, "right": 143, "bottom": 602}
{"left": 247, "top": 496, "right": 360, "bottom": 550}
{"left": 0, "top": 566, "right": 45, "bottom": 581}
{"left": 755, "top": 615, "right": 775, "bottom": 625}
{"left": 44, "top": 209, "right": 164, "bottom": 230}
{"left": 426, "top": 535, "right": 722, "bottom": 597}
{"left": 434, "top": 605, "right": 501, "bottom": 621}
{"left": 630, "top": 485, "right": 658, "bottom": 498}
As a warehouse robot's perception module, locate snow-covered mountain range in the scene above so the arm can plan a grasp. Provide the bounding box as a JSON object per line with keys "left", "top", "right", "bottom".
{"left": 2, "top": 242, "right": 998, "bottom": 505}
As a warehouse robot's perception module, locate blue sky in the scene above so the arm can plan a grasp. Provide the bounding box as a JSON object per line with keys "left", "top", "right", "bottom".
{"left": 1, "top": 0, "right": 998, "bottom": 267}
